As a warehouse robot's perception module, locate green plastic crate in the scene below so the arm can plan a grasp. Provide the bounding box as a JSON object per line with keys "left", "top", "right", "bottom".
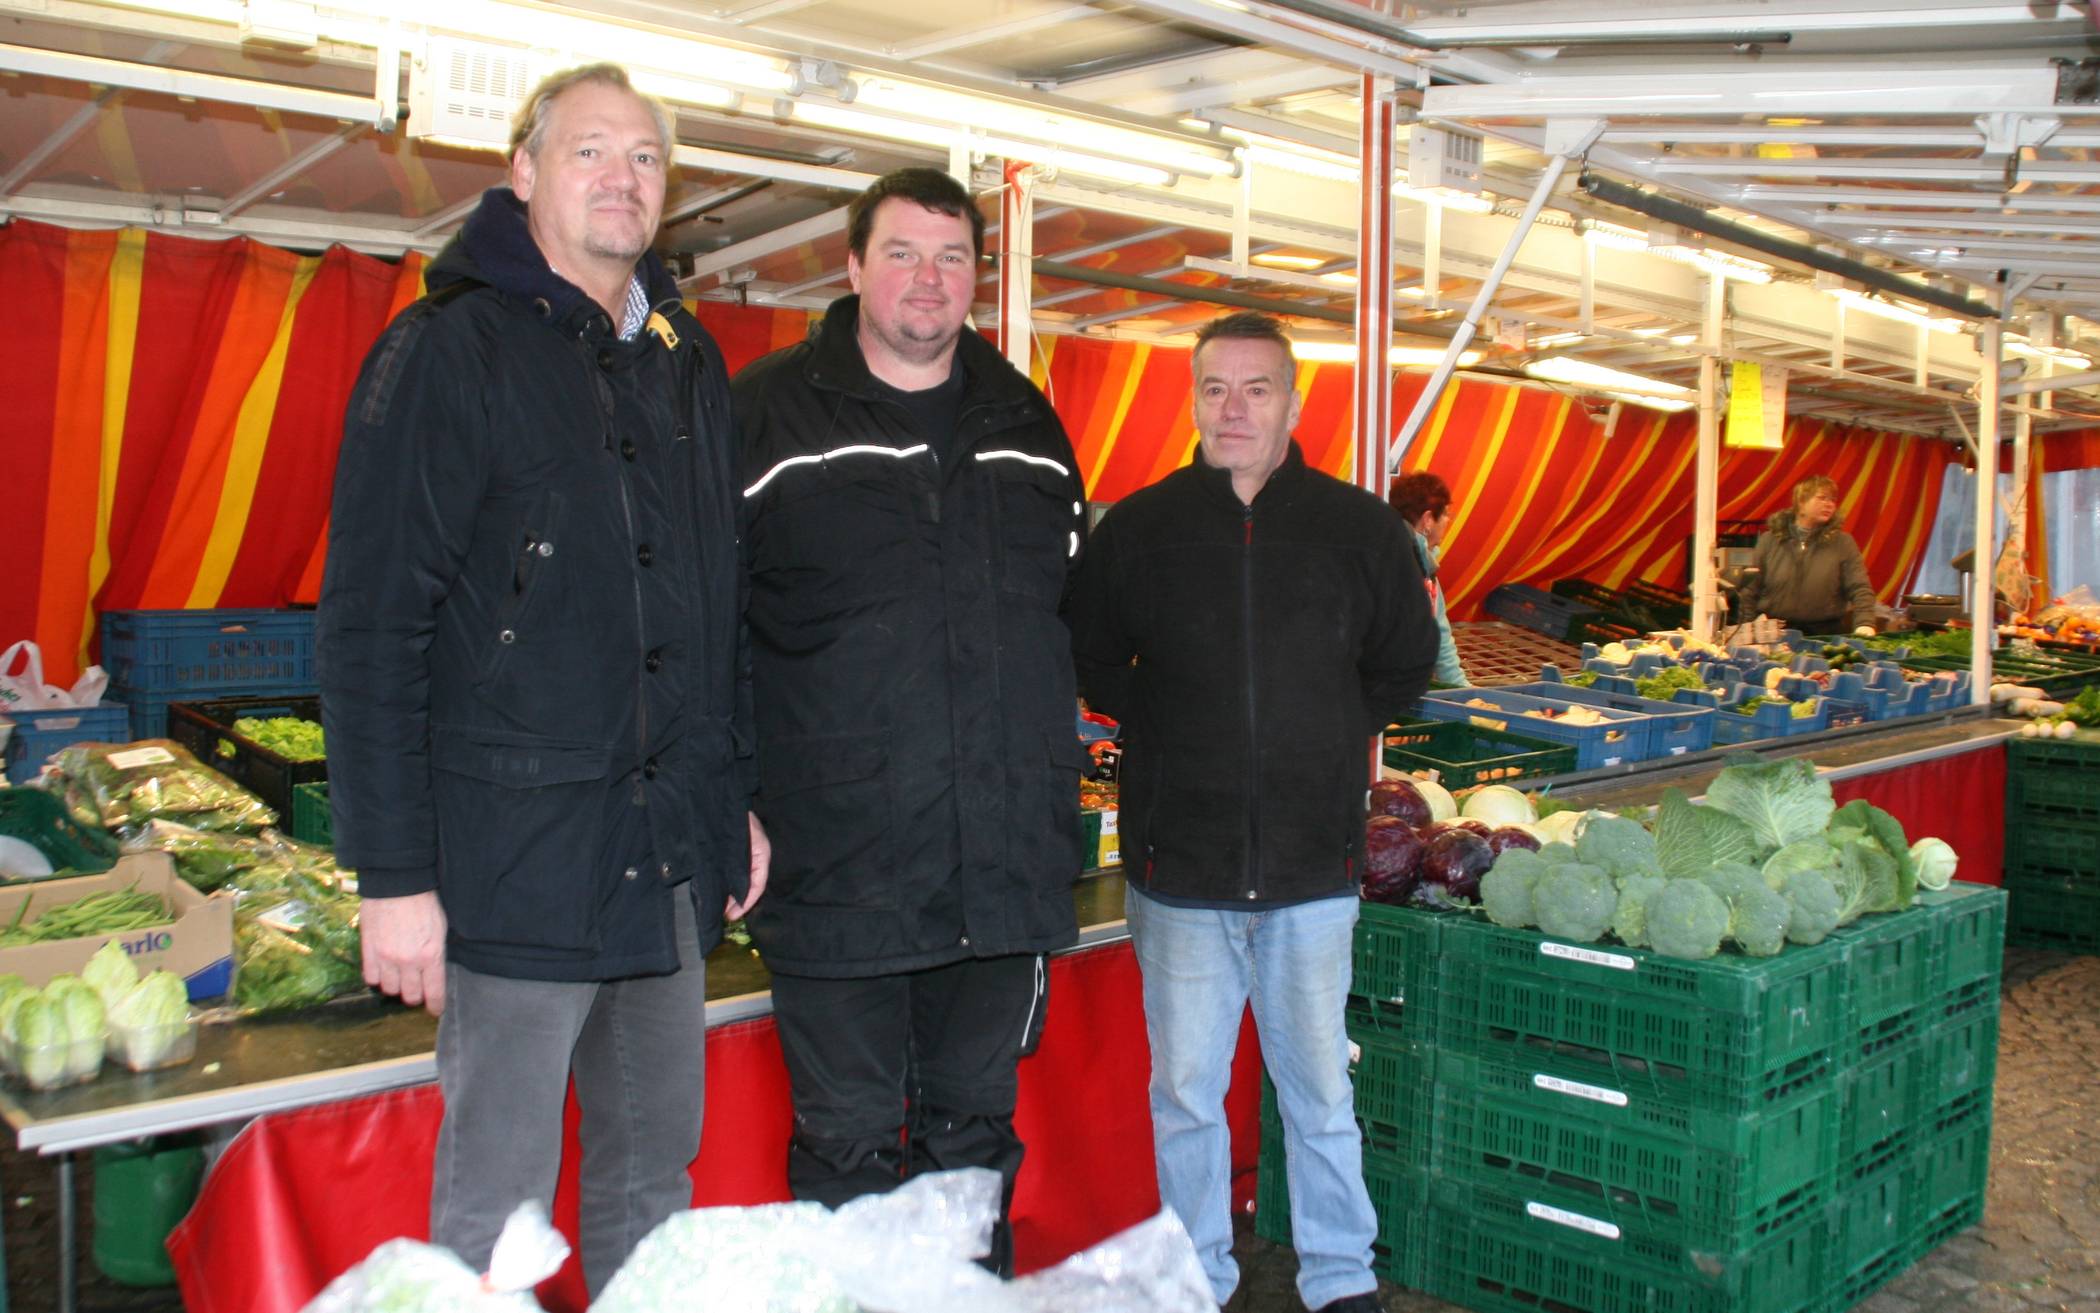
{"left": 291, "top": 781, "right": 332, "bottom": 847}
{"left": 1424, "top": 1175, "right": 1827, "bottom": 1313}
{"left": 1430, "top": 917, "right": 1848, "bottom": 1110}
{"left": 1349, "top": 900, "right": 1448, "bottom": 1017}
{"left": 1835, "top": 1030, "right": 1928, "bottom": 1181}
{"left": 1825, "top": 1153, "right": 1915, "bottom": 1311}
{"left": 1827, "top": 903, "right": 1938, "bottom": 1043}
{"left": 2009, "top": 767, "right": 2100, "bottom": 825}
{"left": 2005, "top": 815, "right": 2100, "bottom": 880}
{"left": 1428, "top": 1050, "right": 1836, "bottom": 1253}
{"left": 2003, "top": 873, "right": 2100, "bottom": 954}
{"left": 1920, "top": 882, "right": 2008, "bottom": 997}
{"left": 1927, "top": 983, "right": 2001, "bottom": 1113}
{"left": 1909, "top": 1094, "right": 1993, "bottom": 1238}
{"left": 1347, "top": 1020, "right": 1434, "bottom": 1156}
{"left": 1380, "top": 718, "right": 1577, "bottom": 789}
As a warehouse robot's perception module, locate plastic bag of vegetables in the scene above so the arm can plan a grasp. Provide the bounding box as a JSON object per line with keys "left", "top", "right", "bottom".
{"left": 231, "top": 864, "right": 363, "bottom": 1014}
{"left": 120, "top": 820, "right": 314, "bottom": 893}
{"left": 1, "top": 975, "right": 106, "bottom": 1089}
{"left": 107, "top": 970, "right": 195, "bottom": 1071}
{"left": 301, "top": 1200, "right": 565, "bottom": 1313}
{"left": 43, "top": 741, "right": 276, "bottom": 835}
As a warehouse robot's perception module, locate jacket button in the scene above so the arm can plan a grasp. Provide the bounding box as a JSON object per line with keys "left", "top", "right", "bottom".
{"left": 623, "top": 866, "right": 639, "bottom": 880}
{"left": 959, "top": 935, "right": 971, "bottom": 947}
{"left": 660, "top": 862, "right": 673, "bottom": 881}
{"left": 645, "top": 649, "right": 663, "bottom": 673}
{"left": 598, "top": 350, "right": 614, "bottom": 368}
{"left": 621, "top": 439, "right": 637, "bottom": 461}
{"left": 637, "top": 543, "right": 653, "bottom": 566}
{"left": 498, "top": 629, "right": 516, "bottom": 644}
{"left": 533, "top": 298, "right": 551, "bottom": 318}
{"left": 536, "top": 541, "right": 554, "bottom": 558}
{"left": 643, "top": 757, "right": 660, "bottom": 779}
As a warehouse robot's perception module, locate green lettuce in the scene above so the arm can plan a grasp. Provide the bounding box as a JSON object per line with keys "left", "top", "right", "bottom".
{"left": 1655, "top": 788, "right": 1768, "bottom": 879}
{"left": 1704, "top": 757, "right": 1835, "bottom": 852}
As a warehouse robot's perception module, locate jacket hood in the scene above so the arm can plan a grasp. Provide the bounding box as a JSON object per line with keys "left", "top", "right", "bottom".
{"left": 803, "top": 294, "right": 1045, "bottom": 409}
{"left": 1767, "top": 506, "right": 1845, "bottom": 539}
{"left": 428, "top": 186, "right": 682, "bottom": 329}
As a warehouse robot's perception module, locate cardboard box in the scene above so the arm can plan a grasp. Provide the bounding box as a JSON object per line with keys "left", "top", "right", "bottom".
{"left": 0, "top": 854, "right": 234, "bottom": 1001}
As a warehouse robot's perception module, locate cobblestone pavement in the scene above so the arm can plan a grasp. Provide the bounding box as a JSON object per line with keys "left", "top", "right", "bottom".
{"left": 2, "top": 946, "right": 2094, "bottom": 1312}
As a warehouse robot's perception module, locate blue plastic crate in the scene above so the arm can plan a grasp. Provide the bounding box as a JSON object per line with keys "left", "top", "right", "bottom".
{"left": 1512, "top": 677, "right": 1718, "bottom": 759}
{"left": 99, "top": 608, "right": 315, "bottom": 696}
{"left": 1418, "top": 688, "right": 1649, "bottom": 770}
{"left": 3, "top": 703, "right": 133, "bottom": 782}
{"left": 1484, "top": 584, "right": 1601, "bottom": 642}
{"left": 1710, "top": 692, "right": 1830, "bottom": 744}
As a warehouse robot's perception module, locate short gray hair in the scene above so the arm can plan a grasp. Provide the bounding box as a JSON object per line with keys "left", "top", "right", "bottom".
{"left": 510, "top": 63, "right": 673, "bottom": 161}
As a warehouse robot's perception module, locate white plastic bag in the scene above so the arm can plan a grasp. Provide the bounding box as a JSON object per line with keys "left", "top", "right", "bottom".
{"left": 590, "top": 1169, "right": 1216, "bottom": 1313}
{"left": 0, "top": 641, "right": 107, "bottom": 712}
{"left": 300, "top": 1201, "right": 566, "bottom": 1313}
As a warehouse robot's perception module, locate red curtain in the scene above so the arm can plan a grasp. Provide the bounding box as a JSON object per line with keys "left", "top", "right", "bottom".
{"left": 167, "top": 940, "right": 1265, "bottom": 1313}
{"left": 1829, "top": 746, "right": 2005, "bottom": 888}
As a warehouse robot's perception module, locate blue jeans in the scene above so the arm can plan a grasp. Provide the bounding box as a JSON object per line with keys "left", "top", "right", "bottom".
{"left": 1125, "top": 887, "right": 1377, "bottom": 1309}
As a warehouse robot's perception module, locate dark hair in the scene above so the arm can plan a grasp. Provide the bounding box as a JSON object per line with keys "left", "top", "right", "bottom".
{"left": 1389, "top": 472, "right": 1452, "bottom": 525}
{"left": 846, "top": 168, "right": 984, "bottom": 262}
{"left": 1191, "top": 312, "right": 1294, "bottom": 374}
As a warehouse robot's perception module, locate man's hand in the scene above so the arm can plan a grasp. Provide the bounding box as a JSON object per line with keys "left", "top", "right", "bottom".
{"left": 726, "top": 812, "right": 770, "bottom": 921}
{"left": 361, "top": 891, "right": 449, "bottom": 1015}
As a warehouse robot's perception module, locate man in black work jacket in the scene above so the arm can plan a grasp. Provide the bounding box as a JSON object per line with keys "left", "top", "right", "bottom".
{"left": 318, "top": 64, "right": 765, "bottom": 1294}
{"left": 733, "top": 167, "right": 1087, "bottom": 1275}
{"left": 1068, "top": 312, "right": 1436, "bottom": 1313}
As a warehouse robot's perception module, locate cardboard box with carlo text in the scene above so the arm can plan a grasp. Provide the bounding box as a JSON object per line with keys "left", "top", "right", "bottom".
{"left": 0, "top": 854, "right": 233, "bottom": 1001}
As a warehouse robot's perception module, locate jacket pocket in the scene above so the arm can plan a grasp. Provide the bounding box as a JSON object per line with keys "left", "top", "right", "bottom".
{"left": 430, "top": 728, "right": 611, "bottom": 951}
{"left": 1021, "top": 728, "right": 1089, "bottom": 887}
{"left": 476, "top": 489, "right": 571, "bottom": 687}
{"left": 756, "top": 730, "right": 898, "bottom": 911}
{"left": 986, "top": 462, "right": 1075, "bottom": 604}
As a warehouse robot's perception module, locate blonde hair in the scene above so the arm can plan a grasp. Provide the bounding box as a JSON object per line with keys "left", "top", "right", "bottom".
{"left": 1792, "top": 475, "right": 1838, "bottom": 510}
{"left": 509, "top": 63, "right": 672, "bottom": 161}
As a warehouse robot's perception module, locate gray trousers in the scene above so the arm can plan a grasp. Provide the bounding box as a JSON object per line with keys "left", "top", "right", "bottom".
{"left": 431, "top": 893, "right": 706, "bottom": 1298}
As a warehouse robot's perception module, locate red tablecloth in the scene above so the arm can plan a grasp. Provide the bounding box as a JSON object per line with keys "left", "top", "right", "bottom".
{"left": 167, "top": 938, "right": 1265, "bottom": 1313}
{"left": 1830, "top": 744, "right": 2004, "bottom": 887}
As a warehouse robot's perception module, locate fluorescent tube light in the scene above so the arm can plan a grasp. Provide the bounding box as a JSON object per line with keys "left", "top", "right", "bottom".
{"left": 1291, "top": 341, "right": 1483, "bottom": 367}
{"left": 1252, "top": 253, "right": 1327, "bottom": 270}
{"left": 851, "top": 79, "right": 1233, "bottom": 179}
{"left": 1827, "top": 287, "right": 1963, "bottom": 334}
{"left": 789, "top": 102, "right": 1174, "bottom": 187}
{"left": 2004, "top": 335, "right": 2092, "bottom": 369}
{"left": 1584, "top": 220, "right": 1771, "bottom": 283}
{"left": 1525, "top": 355, "right": 1695, "bottom": 412}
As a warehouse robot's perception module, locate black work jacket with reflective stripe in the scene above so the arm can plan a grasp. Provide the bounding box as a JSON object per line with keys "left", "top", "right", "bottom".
{"left": 318, "top": 187, "right": 751, "bottom": 982}
{"left": 733, "top": 295, "right": 1086, "bottom": 977}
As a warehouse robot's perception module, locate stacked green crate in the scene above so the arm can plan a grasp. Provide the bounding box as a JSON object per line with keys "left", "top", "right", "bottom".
{"left": 2003, "top": 730, "right": 2100, "bottom": 953}
{"left": 1822, "top": 883, "right": 2004, "bottom": 1309}
{"left": 1421, "top": 913, "right": 1846, "bottom": 1313}
{"left": 1254, "top": 901, "right": 1446, "bottom": 1287}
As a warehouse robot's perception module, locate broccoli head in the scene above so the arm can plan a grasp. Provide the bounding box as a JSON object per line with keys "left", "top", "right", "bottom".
{"left": 1703, "top": 866, "right": 1789, "bottom": 956}
{"left": 1480, "top": 850, "right": 1551, "bottom": 928}
{"left": 1646, "top": 880, "right": 1730, "bottom": 960}
{"left": 1777, "top": 868, "right": 1842, "bottom": 945}
{"left": 1533, "top": 863, "right": 1618, "bottom": 944}
{"left": 1576, "top": 816, "right": 1662, "bottom": 880}
{"left": 1611, "top": 874, "right": 1671, "bottom": 949}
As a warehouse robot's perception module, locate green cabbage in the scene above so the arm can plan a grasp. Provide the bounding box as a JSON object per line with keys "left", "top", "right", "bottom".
{"left": 110, "top": 972, "right": 192, "bottom": 1068}
{"left": 82, "top": 939, "right": 140, "bottom": 1008}
{"left": 1704, "top": 757, "right": 1835, "bottom": 852}
{"left": 1908, "top": 837, "right": 1957, "bottom": 892}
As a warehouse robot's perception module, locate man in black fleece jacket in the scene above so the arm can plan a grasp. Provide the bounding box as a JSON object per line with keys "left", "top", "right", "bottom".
{"left": 1069, "top": 312, "right": 1435, "bottom": 1313}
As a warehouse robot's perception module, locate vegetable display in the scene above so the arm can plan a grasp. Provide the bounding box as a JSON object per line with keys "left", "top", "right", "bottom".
{"left": 1632, "top": 666, "right": 1707, "bottom": 702}
{"left": 228, "top": 716, "right": 326, "bottom": 762}
{"left": 2, "top": 973, "right": 106, "bottom": 1088}
{"left": 1473, "top": 755, "right": 1956, "bottom": 960}
{"left": 0, "top": 887, "right": 171, "bottom": 946}
{"left": 42, "top": 740, "right": 276, "bottom": 834}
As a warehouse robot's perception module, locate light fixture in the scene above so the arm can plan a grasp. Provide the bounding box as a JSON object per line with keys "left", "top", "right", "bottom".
{"left": 788, "top": 102, "right": 1175, "bottom": 187}
{"left": 1394, "top": 183, "right": 1494, "bottom": 215}
{"left": 1826, "top": 287, "right": 1963, "bottom": 334}
{"left": 1530, "top": 331, "right": 1586, "bottom": 349}
{"left": 2004, "top": 335, "right": 2092, "bottom": 370}
{"left": 1240, "top": 142, "right": 1359, "bottom": 185}
{"left": 425, "top": 1, "right": 796, "bottom": 96}
{"left": 1290, "top": 341, "right": 1484, "bottom": 367}
{"left": 1524, "top": 356, "right": 1695, "bottom": 412}
{"left": 1582, "top": 220, "right": 1771, "bottom": 283}
{"left": 1252, "top": 253, "right": 1327, "bottom": 270}
{"left": 851, "top": 78, "right": 1234, "bottom": 180}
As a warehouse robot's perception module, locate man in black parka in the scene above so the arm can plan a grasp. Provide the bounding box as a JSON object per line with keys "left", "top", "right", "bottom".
{"left": 318, "top": 64, "right": 765, "bottom": 1293}
{"left": 733, "top": 167, "right": 1087, "bottom": 1274}
{"left": 1068, "top": 312, "right": 1436, "bottom": 1313}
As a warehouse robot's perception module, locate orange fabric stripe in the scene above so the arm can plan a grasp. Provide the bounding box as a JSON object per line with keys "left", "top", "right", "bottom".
{"left": 138, "top": 243, "right": 302, "bottom": 606}
{"left": 37, "top": 229, "right": 119, "bottom": 679}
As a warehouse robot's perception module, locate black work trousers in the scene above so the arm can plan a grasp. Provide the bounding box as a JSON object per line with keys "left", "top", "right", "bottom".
{"left": 768, "top": 951, "right": 1049, "bottom": 1276}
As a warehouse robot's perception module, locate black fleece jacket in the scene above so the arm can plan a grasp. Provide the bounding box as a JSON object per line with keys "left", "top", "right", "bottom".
{"left": 1069, "top": 444, "right": 1438, "bottom": 904}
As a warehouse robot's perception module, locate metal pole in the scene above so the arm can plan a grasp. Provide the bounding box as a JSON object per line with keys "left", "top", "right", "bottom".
{"left": 1390, "top": 152, "right": 1568, "bottom": 472}
{"left": 58, "top": 1152, "right": 75, "bottom": 1313}
{"left": 1693, "top": 269, "right": 1723, "bottom": 642}
{"left": 1972, "top": 318, "right": 2000, "bottom": 705}
{"left": 1356, "top": 74, "right": 1395, "bottom": 499}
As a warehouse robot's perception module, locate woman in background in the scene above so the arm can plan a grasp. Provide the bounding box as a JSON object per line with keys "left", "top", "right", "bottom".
{"left": 1740, "top": 474, "right": 1879, "bottom": 636}
{"left": 1389, "top": 472, "right": 1470, "bottom": 687}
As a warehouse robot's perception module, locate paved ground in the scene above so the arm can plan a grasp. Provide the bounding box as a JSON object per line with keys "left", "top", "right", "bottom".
{"left": 3, "top": 946, "right": 2095, "bottom": 1312}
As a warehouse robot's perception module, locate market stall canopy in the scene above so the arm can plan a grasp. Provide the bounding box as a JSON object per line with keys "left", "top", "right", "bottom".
{"left": 7, "top": 0, "right": 2100, "bottom": 435}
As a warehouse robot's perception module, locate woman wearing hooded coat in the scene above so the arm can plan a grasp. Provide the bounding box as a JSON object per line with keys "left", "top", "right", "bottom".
{"left": 1740, "top": 475, "right": 1880, "bottom": 636}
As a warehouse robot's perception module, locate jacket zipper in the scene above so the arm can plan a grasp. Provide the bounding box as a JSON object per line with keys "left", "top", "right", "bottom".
{"left": 1241, "top": 502, "right": 1260, "bottom": 899}
{"left": 603, "top": 370, "right": 650, "bottom": 766}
